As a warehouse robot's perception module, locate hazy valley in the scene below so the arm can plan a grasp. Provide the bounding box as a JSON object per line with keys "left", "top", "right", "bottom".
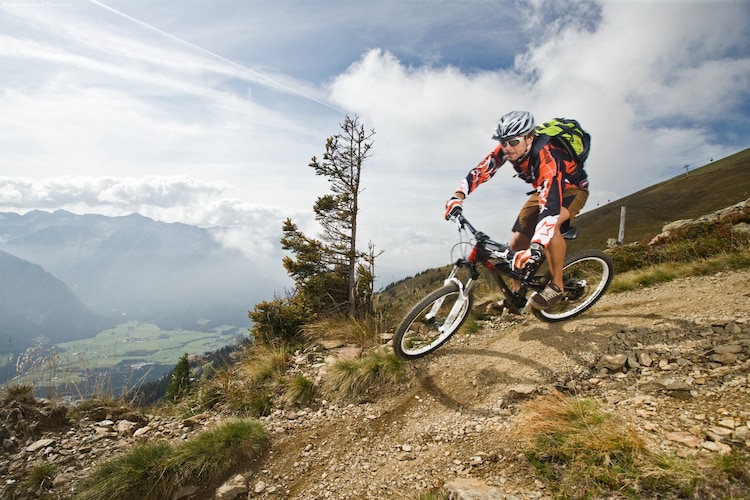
{"left": 0, "top": 210, "right": 284, "bottom": 394}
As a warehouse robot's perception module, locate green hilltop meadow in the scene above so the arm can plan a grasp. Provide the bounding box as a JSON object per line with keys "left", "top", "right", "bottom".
{"left": 569, "top": 147, "right": 750, "bottom": 253}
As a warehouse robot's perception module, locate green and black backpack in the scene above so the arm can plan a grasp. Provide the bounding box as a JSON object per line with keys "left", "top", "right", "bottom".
{"left": 534, "top": 118, "right": 591, "bottom": 165}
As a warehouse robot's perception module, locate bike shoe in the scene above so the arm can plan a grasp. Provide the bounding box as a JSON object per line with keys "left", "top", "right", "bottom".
{"left": 529, "top": 283, "right": 563, "bottom": 310}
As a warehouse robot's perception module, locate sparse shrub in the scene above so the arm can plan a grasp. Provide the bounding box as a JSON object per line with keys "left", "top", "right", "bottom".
{"left": 75, "top": 419, "right": 267, "bottom": 500}
{"left": 608, "top": 214, "right": 750, "bottom": 275}
{"left": 23, "top": 461, "right": 58, "bottom": 492}
{"left": 3, "top": 384, "right": 35, "bottom": 403}
{"left": 75, "top": 441, "right": 174, "bottom": 500}
{"left": 326, "top": 349, "right": 406, "bottom": 399}
{"left": 175, "top": 344, "right": 293, "bottom": 417}
{"left": 190, "top": 381, "right": 226, "bottom": 412}
{"left": 240, "top": 344, "right": 289, "bottom": 384}
{"left": 608, "top": 243, "right": 650, "bottom": 273}
{"left": 167, "top": 419, "right": 268, "bottom": 484}
{"left": 248, "top": 297, "right": 307, "bottom": 347}
{"left": 713, "top": 449, "right": 750, "bottom": 485}
{"left": 248, "top": 388, "right": 274, "bottom": 417}
{"left": 284, "top": 374, "right": 317, "bottom": 406}
{"left": 166, "top": 353, "right": 191, "bottom": 403}
{"left": 304, "top": 313, "right": 386, "bottom": 348}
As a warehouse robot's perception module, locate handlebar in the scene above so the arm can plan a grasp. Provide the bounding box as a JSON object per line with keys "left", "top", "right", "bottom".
{"left": 450, "top": 212, "right": 514, "bottom": 261}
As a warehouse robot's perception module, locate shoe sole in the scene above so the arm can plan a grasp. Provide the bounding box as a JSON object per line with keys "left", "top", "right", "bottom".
{"left": 529, "top": 294, "right": 562, "bottom": 310}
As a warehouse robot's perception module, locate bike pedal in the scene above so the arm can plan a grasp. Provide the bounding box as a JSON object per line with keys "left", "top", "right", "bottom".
{"left": 520, "top": 298, "right": 534, "bottom": 315}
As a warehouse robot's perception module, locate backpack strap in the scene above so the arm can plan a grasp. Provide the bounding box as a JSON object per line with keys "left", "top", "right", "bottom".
{"left": 524, "top": 135, "right": 550, "bottom": 182}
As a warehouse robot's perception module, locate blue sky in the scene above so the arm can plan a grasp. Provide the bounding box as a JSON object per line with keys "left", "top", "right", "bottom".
{"left": 1, "top": 0, "right": 749, "bottom": 290}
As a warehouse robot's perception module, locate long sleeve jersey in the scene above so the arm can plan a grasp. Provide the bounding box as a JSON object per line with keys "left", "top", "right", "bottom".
{"left": 454, "top": 136, "right": 589, "bottom": 246}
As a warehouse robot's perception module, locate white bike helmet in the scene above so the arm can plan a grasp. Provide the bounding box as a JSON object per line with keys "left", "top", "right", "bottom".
{"left": 491, "top": 111, "right": 535, "bottom": 140}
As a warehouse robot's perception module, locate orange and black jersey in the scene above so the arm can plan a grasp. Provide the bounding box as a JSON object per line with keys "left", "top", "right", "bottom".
{"left": 455, "top": 135, "right": 589, "bottom": 224}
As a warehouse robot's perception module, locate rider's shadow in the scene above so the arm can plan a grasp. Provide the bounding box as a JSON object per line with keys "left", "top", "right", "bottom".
{"left": 416, "top": 347, "right": 558, "bottom": 418}
{"left": 417, "top": 311, "right": 681, "bottom": 417}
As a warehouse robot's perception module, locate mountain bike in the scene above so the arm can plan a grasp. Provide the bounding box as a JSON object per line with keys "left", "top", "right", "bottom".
{"left": 393, "top": 213, "right": 614, "bottom": 359}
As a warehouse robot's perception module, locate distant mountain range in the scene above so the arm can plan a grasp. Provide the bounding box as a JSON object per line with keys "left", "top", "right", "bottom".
{"left": 0, "top": 249, "right": 110, "bottom": 353}
{"left": 0, "top": 210, "right": 283, "bottom": 353}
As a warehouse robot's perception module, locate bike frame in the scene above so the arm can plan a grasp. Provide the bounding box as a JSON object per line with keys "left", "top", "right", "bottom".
{"left": 448, "top": 214, "right": 551, "bottom": 315}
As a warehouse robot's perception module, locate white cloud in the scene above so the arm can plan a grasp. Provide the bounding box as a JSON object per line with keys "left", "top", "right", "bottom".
{"left": 0, "top": 0, "right": 748, "bottom": 289}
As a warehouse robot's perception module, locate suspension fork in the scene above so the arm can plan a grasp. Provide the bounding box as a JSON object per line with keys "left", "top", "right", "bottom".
{"left": 424, "top": 263, "right": 476, "bottom": 322}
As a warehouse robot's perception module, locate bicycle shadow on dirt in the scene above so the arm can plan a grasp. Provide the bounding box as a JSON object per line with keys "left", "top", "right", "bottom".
{"left": 415, "top": 310, "right": 686, "bottom": 417}
{"left": 414, "top": 346, "right": 561, "bottom": 418}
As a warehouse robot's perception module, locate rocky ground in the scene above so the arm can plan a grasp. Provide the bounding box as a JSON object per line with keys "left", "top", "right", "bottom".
{"left": 2, "top": 269, "right": 749, "bottom": 499}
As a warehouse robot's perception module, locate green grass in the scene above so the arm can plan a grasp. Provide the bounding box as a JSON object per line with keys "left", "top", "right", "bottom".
{"left": 75, "top": 441, "right": 175, "bottom": 500}
{"left": 284, "top": 373, "right": 317, "bottom": 406}
{"left": 168, "top": 419, "right": 268, "bottom": 484}
{"left": 23, "top": 462, "right": 59, "bottom": 491}
{"left": 609, "top": 250, "right": 750, "bottom": 293}
{"left": 75, "top": 418, "right": 268, "bottom": 500}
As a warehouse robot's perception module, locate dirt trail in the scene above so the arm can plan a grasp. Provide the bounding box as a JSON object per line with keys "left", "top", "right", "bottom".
{"left": 248, "top": 269, "right": 750, "bottom": 499}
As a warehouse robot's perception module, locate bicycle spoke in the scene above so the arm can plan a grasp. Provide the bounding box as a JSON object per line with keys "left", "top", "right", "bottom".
{"left": 394, "top": 283, "right": 473, "bottom": 359}
{"left": 535, "top": 250, "right": 614, "bottom": 322}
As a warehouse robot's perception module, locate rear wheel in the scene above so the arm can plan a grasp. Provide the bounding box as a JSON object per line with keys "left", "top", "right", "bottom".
{"left": 533, "top": 249, "right": 614, "bottom": 322}
{"left": 393, "top": 282, "right": 473, "bottom": 359}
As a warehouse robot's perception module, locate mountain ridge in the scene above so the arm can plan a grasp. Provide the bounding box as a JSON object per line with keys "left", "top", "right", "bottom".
{"left": 0, "top": 250, "right": 109, "bottom": 352}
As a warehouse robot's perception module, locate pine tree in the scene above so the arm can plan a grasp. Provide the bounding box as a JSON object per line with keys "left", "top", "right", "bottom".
{"left": 165, "top": 353, "right": 190, "bottom": 402}
{"left": 282, "top": 115, "right": 378, "bottom": 317}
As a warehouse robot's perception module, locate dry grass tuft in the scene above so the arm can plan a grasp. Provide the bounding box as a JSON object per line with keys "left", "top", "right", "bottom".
{"left": 515, "top": 391, "right": 707, "bottom": 498}
{"left": 325, "top": 349, "right": 406, "bottom": 400}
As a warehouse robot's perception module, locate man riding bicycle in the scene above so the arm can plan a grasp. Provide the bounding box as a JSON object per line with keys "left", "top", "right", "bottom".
{"left": 444, "top": 111, "right": 589, "bottom": 310}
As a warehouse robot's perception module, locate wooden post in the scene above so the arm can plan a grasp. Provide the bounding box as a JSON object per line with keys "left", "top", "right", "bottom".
{"left": 618, "top": 206, "right": 626, "bottom": 244}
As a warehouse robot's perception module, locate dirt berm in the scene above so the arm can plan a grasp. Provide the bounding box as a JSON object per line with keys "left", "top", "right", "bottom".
{"left": 250, "top": 269, "right": 749, "bottom": 499}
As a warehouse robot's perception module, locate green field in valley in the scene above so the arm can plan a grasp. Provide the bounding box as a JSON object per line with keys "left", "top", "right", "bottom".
{"left": 57, "top": 321, "right": 241, "bottom": 368}
{"left": 4, "top": 321, "right": 246, "bottom": 395}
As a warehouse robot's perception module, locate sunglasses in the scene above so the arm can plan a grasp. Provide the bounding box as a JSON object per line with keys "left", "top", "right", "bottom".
{"left": 500, "top": 137, "right": 523, "bottom": 147}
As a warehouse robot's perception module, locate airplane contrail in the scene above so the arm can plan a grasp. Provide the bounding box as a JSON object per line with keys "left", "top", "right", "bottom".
{"left": 89, "top": 0, "right": 345, "bottom": 113}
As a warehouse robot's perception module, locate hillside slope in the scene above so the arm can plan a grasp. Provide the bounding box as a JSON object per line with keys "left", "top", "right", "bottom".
{"left": 242, "top": 270, "right": 748, "bottom": 498}
{"left": 569, "top": 147, "right": 750, "bottom": 252}
{"left": 0, "top": 250, "right": 108, "bottom": 350}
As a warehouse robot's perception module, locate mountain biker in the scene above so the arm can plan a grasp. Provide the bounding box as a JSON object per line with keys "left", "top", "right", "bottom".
{"left": 444, "top": 110, "right": 589, "bottom": 310}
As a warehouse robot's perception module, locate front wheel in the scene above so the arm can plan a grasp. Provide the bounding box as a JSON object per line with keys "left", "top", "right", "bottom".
{"left": 393, "top": 282, "right": 473, "bottom": 359}
{"left": 533, "top": 249, "right": 614, "bottom": 322}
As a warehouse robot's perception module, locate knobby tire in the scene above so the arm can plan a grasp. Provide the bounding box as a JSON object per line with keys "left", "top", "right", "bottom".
{"left": 393, "top": 282, "right": 473, "bottom": 359}
{"left": 532, "top": 249, "right": 614, "bottom": 322}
